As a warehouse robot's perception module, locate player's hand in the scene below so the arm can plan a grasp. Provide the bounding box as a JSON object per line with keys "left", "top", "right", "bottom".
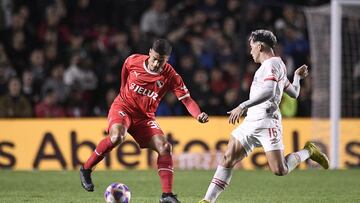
{"left": 197, "top": 112, "right": 209, "bottom": 123}
{"left": 295, "top": 64, "right": 309, "bottom": 79}
{"left": 227, "top": 105, "right": 246, "bottom": 125}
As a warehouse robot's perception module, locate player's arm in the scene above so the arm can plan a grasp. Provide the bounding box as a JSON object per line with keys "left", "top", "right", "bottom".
{"left": 181, "top": 96, "right": 209, "bottom": 123}
{"left": 228, "top": 80, "right": 276, "bottom": 125}
{"left": 170, "top": 70, "right": 209, "bottom": 123}
{"left": 284, "top": 64, "right": 309, "bottom": 99}
{"left": 120, "top": 58, "right": 130, "bottom": 89}
{"left": 240, "top": 80, "right": 276, "bottom": 109}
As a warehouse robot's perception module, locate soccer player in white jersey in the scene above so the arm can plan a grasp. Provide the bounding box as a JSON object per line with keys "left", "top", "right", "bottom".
{"left": 199, "top": 29, "right": 329, "bottom": 203}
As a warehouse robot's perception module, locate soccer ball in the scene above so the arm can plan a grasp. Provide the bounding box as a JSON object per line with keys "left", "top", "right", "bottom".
{"left": 104, "top": 182, "right": 131, "bottom": 203}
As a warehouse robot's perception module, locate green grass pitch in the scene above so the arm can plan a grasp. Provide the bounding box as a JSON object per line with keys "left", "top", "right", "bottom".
{"left": 0, "top": 169, "right": 359, "bottom": 203}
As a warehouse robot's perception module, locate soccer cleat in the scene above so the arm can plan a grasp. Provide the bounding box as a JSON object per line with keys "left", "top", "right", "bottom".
{"left": 79, "top": 166, "right": 94, "bottom": 192}
{"left": 159, "top": 193, "right": 181, "bottom": 203}
{"left": 199, "top": 200, "right": 210, "bottom": 203}
{"left": 304, "top": 141, "right": 330, "bottom": 169}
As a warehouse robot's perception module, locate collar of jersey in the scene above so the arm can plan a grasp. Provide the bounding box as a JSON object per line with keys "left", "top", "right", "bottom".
{"left": 143, "top": 61, "right": 163, "bottom": 75}
{"left": 262, "top": 56, "right": 280, "bottom": 64}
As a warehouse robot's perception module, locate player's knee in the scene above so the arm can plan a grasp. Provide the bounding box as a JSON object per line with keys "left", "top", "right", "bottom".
{"left": 109, "top": 127, "right": 126, "bottom": 145}
{"left": 222, "top": 154, "right": 236, "bottom": 168}
{"left": 109, "top": 133, "right": 124, "bottom": 145}
{"left": 158, "top": 142, "right": 172, "bottom": 155}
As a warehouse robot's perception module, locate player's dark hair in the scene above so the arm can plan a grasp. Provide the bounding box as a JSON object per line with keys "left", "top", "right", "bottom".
{"left": 152, "top": 39, "right": 172, "bottom": 56}
{"left": 249, "top": 30, "right": 277, "bottom": 48}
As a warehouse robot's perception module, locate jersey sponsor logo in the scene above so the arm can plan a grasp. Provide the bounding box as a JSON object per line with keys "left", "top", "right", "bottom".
{"left": 156, "top": 80, "right": 164, "bottom": 88}
{"left": 129, "top": 83, "right": 159, "bottom": 101}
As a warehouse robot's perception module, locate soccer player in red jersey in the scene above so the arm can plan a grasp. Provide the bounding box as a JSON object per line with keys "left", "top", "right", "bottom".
{"left": 80, "top": 39, "right": 209, "bottom": 203}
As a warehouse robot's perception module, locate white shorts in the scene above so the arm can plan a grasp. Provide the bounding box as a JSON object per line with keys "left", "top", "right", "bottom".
{"left": 231, "top": 118, "right": 284, "bottom": 156}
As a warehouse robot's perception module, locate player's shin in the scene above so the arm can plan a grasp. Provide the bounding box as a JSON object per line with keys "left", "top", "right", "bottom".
{"left": 285, "top": 149, "right": 310, "bottom": 173}
{"left": 157, "top": 154, "right": 174, "bottom": 193}
{"left": 203, "top": 165, "right": 232, "bottom": 203}
{"left": 83, "top": 136, "right": 115, "bottom": 169}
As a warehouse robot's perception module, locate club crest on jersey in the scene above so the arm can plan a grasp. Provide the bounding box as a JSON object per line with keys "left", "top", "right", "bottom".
{"left": 156, "top": 80, "right": 164, "bottom": 88}
{"left": 271, "top": 68, "right": 276, "bottom": 74}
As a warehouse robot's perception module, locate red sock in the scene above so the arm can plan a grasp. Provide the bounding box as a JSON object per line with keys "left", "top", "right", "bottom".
{"left": 157, "top": 154, "right": 174, "bottom": 193}
{"left": 84, "top": 136, "right": 114, "bottom": 169}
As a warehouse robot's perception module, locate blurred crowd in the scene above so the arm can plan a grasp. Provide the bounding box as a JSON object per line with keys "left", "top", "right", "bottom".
{"left": 0, "top": 0, "right": 329, "bottom": 118}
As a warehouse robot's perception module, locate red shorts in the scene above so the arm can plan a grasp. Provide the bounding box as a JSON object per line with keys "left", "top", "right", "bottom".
{"left": 107, "top": 101, "right": 164, "bottom": 148}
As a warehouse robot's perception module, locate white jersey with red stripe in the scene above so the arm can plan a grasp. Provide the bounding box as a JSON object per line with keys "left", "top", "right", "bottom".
{"left": 245, "top": 57, "right": 288, "bottom": 121}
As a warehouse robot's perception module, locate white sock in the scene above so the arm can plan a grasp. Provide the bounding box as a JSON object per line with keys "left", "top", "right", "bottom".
{"left": 285, "top": 149, "right": 310, "bottom": 173}
{"left": 204, "top": 165, "right": 232, "bottom": 203}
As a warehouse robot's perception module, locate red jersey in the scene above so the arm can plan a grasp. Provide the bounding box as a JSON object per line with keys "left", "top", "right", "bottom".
{"left": 116, "top": 54, "right": 189, "bottom": 116}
